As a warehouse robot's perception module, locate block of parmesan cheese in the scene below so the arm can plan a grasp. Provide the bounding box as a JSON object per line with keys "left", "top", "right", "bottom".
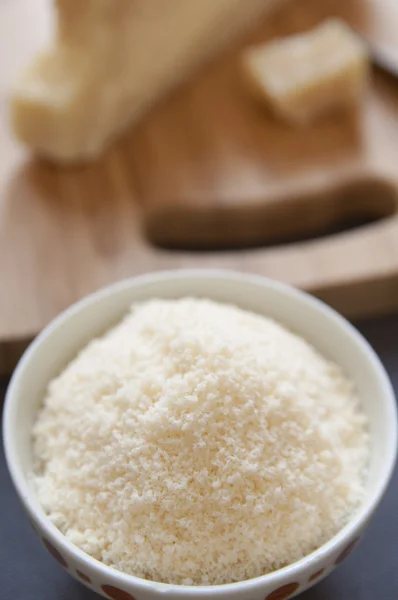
{"left": 11, "top": 0, "right": 280, "bottom": 163}
{"left": 242, "top": 18, "right": 369, "bottom": 125}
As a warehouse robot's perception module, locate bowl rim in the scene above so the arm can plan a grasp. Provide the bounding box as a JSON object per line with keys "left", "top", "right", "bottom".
{"left": 3, "top": 268, "right": 398, "bottom": 595}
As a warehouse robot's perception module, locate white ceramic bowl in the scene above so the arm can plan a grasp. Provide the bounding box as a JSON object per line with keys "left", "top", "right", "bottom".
{"left": 3, "top": 270, "right": 397, "bottom": 600}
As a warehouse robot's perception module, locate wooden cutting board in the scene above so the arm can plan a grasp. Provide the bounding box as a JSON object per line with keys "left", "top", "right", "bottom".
{"left": 1, "top": 0, "right": 398, "bottom": 374}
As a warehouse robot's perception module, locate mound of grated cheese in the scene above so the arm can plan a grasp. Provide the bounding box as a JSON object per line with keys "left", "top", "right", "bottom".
{"left": 33, "top": 298, "right": 369, "bottom": 585}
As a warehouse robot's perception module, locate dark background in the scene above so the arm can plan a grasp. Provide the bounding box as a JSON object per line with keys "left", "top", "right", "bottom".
{"left": 1, "top": 316, "right": 398, "bottom": 600}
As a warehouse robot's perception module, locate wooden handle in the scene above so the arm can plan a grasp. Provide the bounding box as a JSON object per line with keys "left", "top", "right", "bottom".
{"left": 144, "top": 173, "right": 397, "bottom": 249}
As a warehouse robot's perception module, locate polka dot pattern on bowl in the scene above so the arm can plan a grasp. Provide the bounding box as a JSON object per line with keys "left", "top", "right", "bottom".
{"left": 266, "top": 582, "right": 300, "bottom": 600}
{"left": 42, "top": 538, "right": 68, "bottom": 569}
{"left": 309, "top": 568, "right": 325, "bottom": 582}
{"left": 335, "top": 538, "right": 360, "bottom": 565}
{"left": 76, "top": 569, "right": 92, "bottom": 584}
{"left": 101, "top": 584, "right": 137, "bottom": 600}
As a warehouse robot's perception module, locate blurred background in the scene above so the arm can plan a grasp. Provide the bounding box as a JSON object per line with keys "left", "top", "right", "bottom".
{"left": 1, "top": 0, "right": 398, "bottom": 598}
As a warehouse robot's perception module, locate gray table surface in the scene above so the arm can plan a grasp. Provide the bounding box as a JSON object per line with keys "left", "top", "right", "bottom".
{"left": 1, "top": 315, "right": 398, "bottom": 600}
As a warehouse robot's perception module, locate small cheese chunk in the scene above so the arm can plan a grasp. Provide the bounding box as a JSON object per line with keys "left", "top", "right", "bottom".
{"left": 242, "top": 19, "right": 369, "bottom": 124}
{"left": 11, "top": 0, "right": 279, "bottom": 163}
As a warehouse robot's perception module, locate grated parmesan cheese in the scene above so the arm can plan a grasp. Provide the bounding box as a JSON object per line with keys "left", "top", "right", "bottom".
{"left": 33, "top": 298, "right": 369, "bottom": 585}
